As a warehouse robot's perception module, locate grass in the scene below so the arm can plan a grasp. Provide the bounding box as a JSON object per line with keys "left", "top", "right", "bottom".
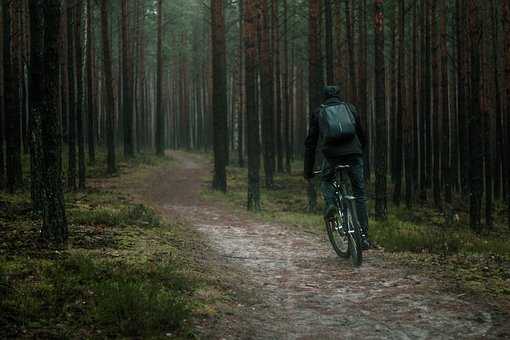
{"left": 203, "top": 161, "right": 510, "bottom": 299}
{"left": 0, "top": 151, "right": 222, "bottom": 339}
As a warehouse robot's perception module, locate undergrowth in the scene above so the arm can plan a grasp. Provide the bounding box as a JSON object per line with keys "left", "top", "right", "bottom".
{"left": 0, "top": 152, "right": 209, "bottom": 339}
{"left": 203, "top": 163, "right": 510, "bottom": 299}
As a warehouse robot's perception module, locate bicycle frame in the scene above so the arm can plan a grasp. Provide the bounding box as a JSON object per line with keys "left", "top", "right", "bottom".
{"left": 332, "top": 170, "right": 360, "bottom": 235}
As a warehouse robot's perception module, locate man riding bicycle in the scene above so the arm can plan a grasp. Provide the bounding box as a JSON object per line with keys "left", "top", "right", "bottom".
{"left": 304, "top": 86, "right": 372, "bottom": 250}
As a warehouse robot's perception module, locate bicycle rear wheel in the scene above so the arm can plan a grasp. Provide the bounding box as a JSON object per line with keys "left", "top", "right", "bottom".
{"left": 346, "top": 206, "right": 363, "bottom": 267}
{"left": 325, "top": 211, "right": 349, "bottom": 259}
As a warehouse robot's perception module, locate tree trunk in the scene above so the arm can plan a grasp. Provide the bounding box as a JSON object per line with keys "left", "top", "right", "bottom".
{"left": 468, "top": 0, "right": 483, "bottom": 232}
{"left": 244, "top": 0, "right": 261, "bottom": 211}
{"left": 284, "top": 0, "right": 291, "bottom": 174}
{"left": 274, "top": 0, "right": 284, "bottom": 174}
{"left": 211, "top": 0, "right": 228, "bottom": 192}
{"left": 358, "top": 0, "right": 370, "bottom": 181}
{"left": 432, "top": 0, "right": 441, "bottom": 209}
{"left": 260, "top": 0, "right": 275, "bottom": 187}
{"left": 441, "top": 0, "right": 453, "bottom": 221}
{"left": 30, "top": 0, "right": 68, "bottom": 244}
{"left": 155, "top": 0, "right": 164, "bottom": 156}
{"left": 100, "top": 0, "right": 116, "bottom": 173}
{"left": 420, "top": 0, "right": 432, "bottom": 201}
{"left": 324, "top": 0, "right": 334, "bottom": 84}
{"left": 86, "top": 0, "right": 96, "bottom": 164}
{"left": 121, "top": 0, "right": 134, "bottom": 158}
{"left": 345, "top": 0, "right": 357, "bottom": 104}
{"left": 75, "top": 2, "right": 86, "bottom": 190}
{"left": 504, "top": 0, "right": 510, "bottom": 228}
{"left": 393, "top": 0, "right": 404, "bottom": 207}
{"left": 308, "top": 0, "right": 322, "bottom": 212}
{"left": 374, "top": 0, "right": 387, "bottom": 220}
{"left": 3, "top": 0, "right": 23, "bottom": 192}
{"left": 67, "top": 3, "right": 77, "bottom": 191}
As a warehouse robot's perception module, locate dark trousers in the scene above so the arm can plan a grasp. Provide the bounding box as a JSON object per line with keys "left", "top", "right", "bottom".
{"left": 320, "top": 154, "right": 369, "bottom": 235}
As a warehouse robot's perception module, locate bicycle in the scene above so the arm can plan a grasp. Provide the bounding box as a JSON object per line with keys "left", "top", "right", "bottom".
{"left": 313, "top": 165, "right": 363, "bottom": 267}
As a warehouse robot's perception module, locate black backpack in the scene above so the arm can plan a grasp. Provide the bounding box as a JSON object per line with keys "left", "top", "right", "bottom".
{"left": 318, "top": 103, "right": 356, "bottom": 143}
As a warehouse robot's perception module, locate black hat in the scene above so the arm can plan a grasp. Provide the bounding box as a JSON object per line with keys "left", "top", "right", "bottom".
{"left": 322, "top": 85, "right": 340, "bottom": 99}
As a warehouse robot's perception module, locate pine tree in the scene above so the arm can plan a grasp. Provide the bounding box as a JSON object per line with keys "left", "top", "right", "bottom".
{"left": 155, "top": 0, "right": 165, "bottom": 156}
{"left": 374, "top": 0, "right": 387, "bottom": 220}
{"left": 244, "top": 0, "right": 261, "bottom": 211}
{"left": 30, "top": 0, "right": 68, "bottom": 244}
{"left": 211, "top": 0, "right": 228, "bottom": 192}
{"left": 100, "top": 0, "right": 117, "bottom": 173}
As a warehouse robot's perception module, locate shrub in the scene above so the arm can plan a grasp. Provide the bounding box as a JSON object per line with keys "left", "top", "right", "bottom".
{"left": 94, "top": 279, "right": 189, "bottom": 336}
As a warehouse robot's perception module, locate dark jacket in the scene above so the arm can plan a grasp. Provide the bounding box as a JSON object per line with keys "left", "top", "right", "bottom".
{"left": 304, "top": 96, "right": 366, "bottom": 178}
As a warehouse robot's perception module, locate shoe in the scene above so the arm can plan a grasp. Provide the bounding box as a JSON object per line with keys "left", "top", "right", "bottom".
{"left": 361, "top": 237, "right": 371, "bottom": 251}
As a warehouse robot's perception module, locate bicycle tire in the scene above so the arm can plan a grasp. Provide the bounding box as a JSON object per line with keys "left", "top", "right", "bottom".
{"left": 325, "top": 213, "right": 350, "bottom": 259}
{"left": 346, "top": 206, "right": 363, "bottom": 267}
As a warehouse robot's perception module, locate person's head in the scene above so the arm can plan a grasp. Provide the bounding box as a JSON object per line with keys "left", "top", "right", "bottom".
{"left": 322, "top": 85, "right": 340, "bottom": 101}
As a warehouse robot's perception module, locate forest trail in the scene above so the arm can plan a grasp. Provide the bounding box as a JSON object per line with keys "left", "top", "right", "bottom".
{"left": 132, "top": 151, "right": 506, "bottom": 339}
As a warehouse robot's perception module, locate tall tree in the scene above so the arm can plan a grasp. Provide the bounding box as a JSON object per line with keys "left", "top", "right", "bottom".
{"left": 260, "top": 0, "right": 275, "bottom": 187}
{"left": 86, "top": 0, "right": 96, "bottom": 164}
{"left": 3, "top": 0, "right": 23, "bottom": 193}
{"left": 503, "top": 0, "right": 510, "bottom": 228}
{"left": 211, "top": 0, "right": 228, "bottom": 192}
{"left": 468, "top": 0, "right": 483, "bottom": 232}
{"left": 274, "top": 0, "right": 284, "bottom": 174}
{"left": 67, "top": 3, "right": 77, "bottom": 191}
{"left": 284, "top": 0, "right": 292, "bottom": 173}
{"left": 393, "top": 0, "right": 404, "bottom": 206}
{"left": 456, "top": 0, "right": 468, "bottom": 194}
{"left": 30, "top": 0, "right": 68, "bottom": 244}
{"left": 358, "top": 0, "right": 370, "bottom": 181}
{"left": 121, "top": 0, "right": 134, "bottom": 158}
{"left": 100, "top": 0, "right": 116, "bottom": 173}
{"left": 374, "top": 0, "right": 387, "bottom": 220}
{"left": 441, "top": 0, "right": 452, "bottom": 216}
{"left": 237, "top": 0, "right": 245, "bottom": 168}
{"left": 345, "top": 0, "right": 357, "bottom": 104}
{"left": 244, "top": 0, "right": 261, "bottom": 210}
{"left": 307, "top": 0, "right": 322, "bottom": 212}
{"left": 324, "top": 0, "right": 334, "bottom": 84}
{"left": 75, "top": 1, "right": 86, "bottom": 189}
{"left": 155, "top": 0, "right": 164, "bottom": 156}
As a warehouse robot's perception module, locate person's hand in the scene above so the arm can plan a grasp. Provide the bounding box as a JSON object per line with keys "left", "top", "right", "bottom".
{"left": 304, "top": 173, "right": 314, "bottom": 181}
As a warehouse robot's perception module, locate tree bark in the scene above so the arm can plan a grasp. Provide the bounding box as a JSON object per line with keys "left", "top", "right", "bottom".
{"left": 393, "top": 0, "right": 404, "bottom": 207}
{"left": 155, "top": 0, "right": 164, "bottom": 156}
{"left": 244, "top": 0, "right": 261, "bottom": 211}
{"left": 468, "top": 0, "right": 483, "bottom": 232}
{"left": 86, "top": 0, "right": 96, "bottom": 164}
{"left": 121, "top": 0, "right": 134, "bottom": 158}
{"left": 260, "top": 0, "right": 275, "bottom": 187}
{"left": 3, "top": 0, "right": 23, "bottom": 193}
{"left": 100, "top": 0, "right": 116, "bottom": 173}
{"left": 504, "top": 0, "right": 510, "bottom": 228}
{"left": 211, "top": 0, "right": 228, "bottom": 192}
{"left": 308, "top": 0, "right": 322, "bottom": 212}
{"left": 75, "top": 1, "right": 86, "bottom": 190}
{"left": 374, "top": 0, "right": 387, "bottom": 220}
{"left": 30, "top": 0, "right": 68, "bottom": 244}
{"left": 441, "top": 0, "right": 453, "bottom": 220}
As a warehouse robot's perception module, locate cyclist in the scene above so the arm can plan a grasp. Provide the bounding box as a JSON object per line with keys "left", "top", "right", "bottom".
{"left": 304, "top": 86, "right": 372, "bottom": 250}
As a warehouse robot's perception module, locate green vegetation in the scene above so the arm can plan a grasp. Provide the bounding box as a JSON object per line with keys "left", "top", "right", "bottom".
{"left": 203, "top": 163, "right": 510, "bottom": 299}
{"left": 0, "top": 154, "right": 221, "bottom": 339}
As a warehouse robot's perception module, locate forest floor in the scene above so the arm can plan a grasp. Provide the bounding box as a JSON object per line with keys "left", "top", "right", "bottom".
{"left": 123, "top": 150, "right": 509, "bottom": 339}
{"left": 1, "top": 150, "right": 510, "bottom": 339}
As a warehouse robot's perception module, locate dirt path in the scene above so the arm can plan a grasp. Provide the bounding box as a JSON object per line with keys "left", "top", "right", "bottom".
{"left": 135, "top": 151, "right": 507, "bottom": 339}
